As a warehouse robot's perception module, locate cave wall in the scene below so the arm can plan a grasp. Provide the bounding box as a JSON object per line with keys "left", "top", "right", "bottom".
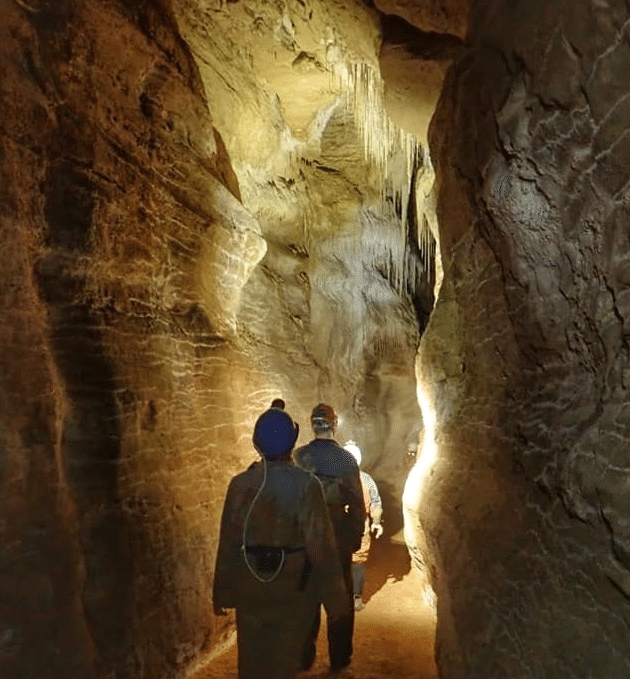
{"left": 6, "top": 0, "right": 624, "bottom": 677}
{"left": 411, "top": 0, "right": 630, "bottom": 676}
{"left": 0, "top": 1, "right": 272, "bottom": 676}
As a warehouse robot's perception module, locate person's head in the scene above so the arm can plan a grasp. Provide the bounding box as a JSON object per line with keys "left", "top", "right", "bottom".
{"left": 310, "top": 403, "right": 337, "bottom": 437}
{"left": 343, "top": 441, "right": 362, "bottom": 467}
{"left": 270, "top": 398, "right": 285, "bottom": 410}
{"left": 252, "top": 408, "right": 299, "bottom": 460}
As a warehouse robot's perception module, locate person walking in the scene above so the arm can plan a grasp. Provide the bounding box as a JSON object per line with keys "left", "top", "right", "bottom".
{"left": 213, "top": 407, "right": 348, "bottom": 679}
{"left": 343, "top": 441, "right": 383, "bottom": 611}
{"left": 293, "top": 403, "right": 365, "bottom": 673}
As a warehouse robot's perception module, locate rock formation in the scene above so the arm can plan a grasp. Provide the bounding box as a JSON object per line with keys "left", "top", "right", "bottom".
{"left": 410, "top": 1, "right": 629, "bottom": 676}
{"left": 0, "top": 0, "right": 627, "bottom": 678}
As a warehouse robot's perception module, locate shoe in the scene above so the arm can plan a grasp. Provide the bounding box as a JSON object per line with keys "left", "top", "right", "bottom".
{"left": 299, "top": 648, "right": 315, "bottom": 672}
{"left": 330, "top": 659, "right": 351, "bottom": 673}
{"left": 353, "top": 595, "right": 365, "bottom": 611}
{"left": 299, "top": 656, "right": 314, "bottom": 672}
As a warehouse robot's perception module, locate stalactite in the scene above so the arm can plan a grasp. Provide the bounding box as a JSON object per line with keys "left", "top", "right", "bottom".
{"left": 336, "top": 61, "right": 434, "bottom": 294}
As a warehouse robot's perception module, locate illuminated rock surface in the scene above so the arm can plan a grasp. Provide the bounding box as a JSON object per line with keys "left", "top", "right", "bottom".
{"left": 0, "top": 0, "right": 627, "bottom": 678}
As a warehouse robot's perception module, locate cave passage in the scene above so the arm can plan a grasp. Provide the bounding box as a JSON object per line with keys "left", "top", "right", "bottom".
{"left": 0, "top": 1, "right": 627, "bottom": 679}
{"left": 195, "top": 536, "right": 438, "bottom": 679}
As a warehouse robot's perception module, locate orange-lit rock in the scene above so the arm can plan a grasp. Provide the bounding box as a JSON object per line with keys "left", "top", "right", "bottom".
{"left": 417, "top": 0, "right": 629, "bottom": 677}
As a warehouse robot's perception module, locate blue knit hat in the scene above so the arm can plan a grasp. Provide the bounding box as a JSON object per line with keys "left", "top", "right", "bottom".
{"left": 253, "top": 409, "right": 299, "bottom": 459}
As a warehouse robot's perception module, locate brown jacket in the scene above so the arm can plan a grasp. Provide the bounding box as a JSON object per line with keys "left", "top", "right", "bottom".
{"left": 213, "top": 459, "right": 348, "bottom": 618}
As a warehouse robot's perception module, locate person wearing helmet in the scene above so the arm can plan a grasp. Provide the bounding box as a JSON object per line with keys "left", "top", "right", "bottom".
{"left": 343, "top": 441, "right": 383, "bottom": 611}
{"left": 293, "top": 403, "right": 365, "bottom": 673}
{"left": 213, "top": 407, "right": 348, "bottom": 679}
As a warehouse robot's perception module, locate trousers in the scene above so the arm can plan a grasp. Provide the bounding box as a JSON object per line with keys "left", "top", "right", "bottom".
{"left": 300, "top": 557, "right": 354, "bottom": 670}
{"left": 351, "top": 562, "right": 365, "bottom": 596}
{"left": 236, "top": 601, "right": 316, "bottom": 679}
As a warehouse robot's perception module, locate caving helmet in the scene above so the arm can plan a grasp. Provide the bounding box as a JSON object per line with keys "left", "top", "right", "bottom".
{"left": 310, "top": 403, "right": 337, "bottom": 431}
{"left": 253, "top": 408, "right": 299, "bottom": 459}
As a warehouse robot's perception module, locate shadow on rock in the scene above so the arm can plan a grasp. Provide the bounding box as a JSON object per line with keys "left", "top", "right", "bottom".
{"left": 362, "top": 534, "right": 411, "bottom": 605}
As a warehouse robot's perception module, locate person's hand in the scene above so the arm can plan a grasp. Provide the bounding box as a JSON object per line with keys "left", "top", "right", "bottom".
{"left": 371, "top": 523, "right": 383, "bottom": 538}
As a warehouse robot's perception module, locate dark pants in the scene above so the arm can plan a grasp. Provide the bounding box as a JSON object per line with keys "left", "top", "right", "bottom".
{"left": 233, "top": 550, "right": 319, "bottom": 679}
{"left": 351, "top": 562, "right": 365, "bottom": 597}
{"left": 300, "top": 558, "right": 354, "bottom": 671}
{"left": 237, "top": 604, "right": 315, "bottom": 679}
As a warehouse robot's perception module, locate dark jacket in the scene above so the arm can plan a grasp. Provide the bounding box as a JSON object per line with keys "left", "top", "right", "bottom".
{"left": 293, "top": 439, "right": 365, "bottom": 559}
{"left": 213, "top": 458, "right": 348, "bottom": 617}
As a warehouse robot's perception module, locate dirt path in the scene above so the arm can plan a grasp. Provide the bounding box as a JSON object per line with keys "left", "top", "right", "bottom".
{"left": 194, "top": 538, "right": 438, "bottom": 679}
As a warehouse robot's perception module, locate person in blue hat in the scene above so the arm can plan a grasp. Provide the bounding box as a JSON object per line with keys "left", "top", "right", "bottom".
{"left": 213, "top": 407, "right": 347, "bottom": 679}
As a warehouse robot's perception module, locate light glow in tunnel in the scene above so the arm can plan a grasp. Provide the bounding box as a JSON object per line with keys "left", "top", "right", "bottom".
{"left": 402, "top": 380, "right": 437, "bottom": 537}
{"left": 401, "top": 379, "right": 439, "bottom": 610}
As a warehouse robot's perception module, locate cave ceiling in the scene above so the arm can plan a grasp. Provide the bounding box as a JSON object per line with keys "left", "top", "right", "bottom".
{"left": 170, "top": 0, "right": 465, "bottom": 248}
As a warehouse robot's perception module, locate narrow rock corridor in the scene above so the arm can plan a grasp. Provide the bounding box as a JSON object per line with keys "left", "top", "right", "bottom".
{"left": 0, "top": 0, "right": 627, "bottom": 678}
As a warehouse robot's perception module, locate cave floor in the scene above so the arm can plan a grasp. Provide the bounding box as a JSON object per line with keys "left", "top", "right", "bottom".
{"left": 195, "top": 538, "right": 438, "bottom": 679}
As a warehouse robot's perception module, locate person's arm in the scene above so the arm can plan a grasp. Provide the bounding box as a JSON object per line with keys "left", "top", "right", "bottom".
{"left": 212, "top": 479, "right": 238, "bottom": 615}
{"left": 365, "top": 473, "right": 383, "bottom": 537}
{"left": 345, "top": 465, "right": 366, "bottom": 552}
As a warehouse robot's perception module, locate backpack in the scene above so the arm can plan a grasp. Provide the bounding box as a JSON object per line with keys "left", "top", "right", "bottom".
{"left": 316, "top": 472, "right": 345, "bottom": 507}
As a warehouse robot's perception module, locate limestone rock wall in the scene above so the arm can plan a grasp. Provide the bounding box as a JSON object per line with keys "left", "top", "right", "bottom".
{"left": 375, "top": 0, "right": 471, "bottom": 39}
{"left": 411, "top": 0, "right": 630, "bottom": 676}
{"left": 0, "top": 1, "right": 270, "bottom": 677}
